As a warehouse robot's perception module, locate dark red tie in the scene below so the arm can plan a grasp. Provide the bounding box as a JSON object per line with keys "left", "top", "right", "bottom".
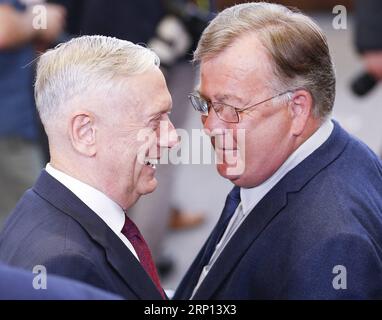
{"left": 121, "top": 215, "right": 165, "bottom": 299}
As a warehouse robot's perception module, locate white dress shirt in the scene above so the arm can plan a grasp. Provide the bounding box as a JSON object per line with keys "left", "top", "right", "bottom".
{"left": 191, "top": 119, "right": 334, "bottom": 298}
{"left": 45, "top": 163, "right": 139, "bottom": 260}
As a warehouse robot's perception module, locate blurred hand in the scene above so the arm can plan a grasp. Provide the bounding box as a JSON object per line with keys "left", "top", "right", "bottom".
{"left": 30, "top": 3, "right": 66, "bottom": 45}
{"left": 363, "top": 51, "right": 382, "bottom": 80}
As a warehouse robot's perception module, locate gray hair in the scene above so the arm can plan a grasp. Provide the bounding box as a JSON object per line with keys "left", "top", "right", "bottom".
{"left": 194, "top": 2, "right": 336, "bottom": 119}
{"left": 35, "top": 35, "right": 160, "bottom": 128}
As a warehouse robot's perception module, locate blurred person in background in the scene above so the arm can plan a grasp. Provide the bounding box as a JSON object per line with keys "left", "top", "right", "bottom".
{"left": 0, "top": 0, "right": 66, "bottom": 226}
{"left": 352, "top": 0, "right": 382, "bottom": 158}
{"left": 354, "top": 0, "right": 382, "bottom": 84}
{"left": 353, "top": 0, "right": 382, "bottom": 158}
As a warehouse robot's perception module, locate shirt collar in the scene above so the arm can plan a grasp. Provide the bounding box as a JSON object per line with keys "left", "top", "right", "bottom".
{"left": 241, "top": 118, "right": 334, "bottom": 214}
{"left": 45, "top": 163, "right": 125, "bottom": 235}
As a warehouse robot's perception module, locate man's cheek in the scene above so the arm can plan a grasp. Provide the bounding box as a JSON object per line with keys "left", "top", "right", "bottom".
{"left": 136, "top": 128, "right": 157, "bottom": 162}
{"left": 227, "top": 129, "right": 246, "bottom": 175}
{"left": 226, "top": 151, "right": 246, "bottom": 176}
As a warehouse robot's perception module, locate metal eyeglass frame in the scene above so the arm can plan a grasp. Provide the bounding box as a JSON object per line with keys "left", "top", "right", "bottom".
{"left": 188, "top": 90, "right": 293, "bottom": 123}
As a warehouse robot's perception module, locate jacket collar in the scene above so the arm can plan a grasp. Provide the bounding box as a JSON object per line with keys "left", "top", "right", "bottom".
{"left": 33, "top": 171, "right": 163, "bottom": 300}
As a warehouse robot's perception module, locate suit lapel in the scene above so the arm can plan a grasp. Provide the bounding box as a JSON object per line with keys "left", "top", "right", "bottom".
{"left": 193, "top": 182, "right": 289, "bottom": 299}
{"left": 193, "top": 121, "right": 350, "bottom": 299}
{"left": 33, "top": 171, "right": 163, "bottom": 300}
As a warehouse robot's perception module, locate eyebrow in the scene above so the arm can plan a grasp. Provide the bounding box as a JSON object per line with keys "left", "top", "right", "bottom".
{"left": 196, "top": 90, "right": 243, "bottom": 104}
{"left": 215, "top": 94, "right": 243, "bottom": 103}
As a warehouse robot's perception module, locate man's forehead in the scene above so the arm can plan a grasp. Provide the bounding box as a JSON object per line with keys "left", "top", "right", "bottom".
{"left": 202, "top": 33, "right": 268, "bottom": 68}
{"left": 146, "top": 92, "right": 172, "bottom": 116}
{"left": 199, "top": 62, "right": 260, "bottom": 103}
{"left": 117, "top": 68, "right": 170, "bottom": 104}
{"left": 199, "top": 35, "right": 272, "bottom": 100}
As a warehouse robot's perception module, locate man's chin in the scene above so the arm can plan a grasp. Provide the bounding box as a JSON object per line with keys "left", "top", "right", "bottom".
{"left": 138, "top": 178, "right": 158, "bottom": 195}
{"left": 216, "top": 163, "right": 242, "bottom": 181}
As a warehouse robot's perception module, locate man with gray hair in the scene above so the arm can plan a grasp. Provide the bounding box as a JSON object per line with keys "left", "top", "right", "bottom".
{"left": 175, "top": 2, "right": 382, "bottom": 299}
{"left": 0, "top": 35, "right": 178, "bottom": 299}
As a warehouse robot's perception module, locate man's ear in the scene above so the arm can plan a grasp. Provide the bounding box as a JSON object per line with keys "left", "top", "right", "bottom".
{"left": 69, "top": 112, "right": 97, "bottom": 157}
{"left": 289, "top": 89, "right": 314, "bottom": 136}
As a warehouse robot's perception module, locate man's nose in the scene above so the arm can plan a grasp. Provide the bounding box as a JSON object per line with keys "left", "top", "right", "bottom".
{"left": 202, "top": 108, "right": 225, "bottom": 137}
{"left": 158, "top": 119, "right": 179, "bottom": 148}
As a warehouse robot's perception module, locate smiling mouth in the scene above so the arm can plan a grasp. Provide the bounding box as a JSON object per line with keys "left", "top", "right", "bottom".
{"left": 144, "top": 159, "right": 158, "bottom": 169}
{"left": 215, "top": 147, "right": 238, "bottom": 152}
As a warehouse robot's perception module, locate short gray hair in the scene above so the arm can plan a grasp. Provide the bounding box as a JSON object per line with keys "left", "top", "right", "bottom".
{"left": 194, "top": 2, "right": 336, "bottom": 119}
{"left": 35, "top": 35, "right": 160, "bottom": 127}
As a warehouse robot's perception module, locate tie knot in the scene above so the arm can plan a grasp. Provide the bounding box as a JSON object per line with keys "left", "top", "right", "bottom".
{"left": 121, "top": 215, "right": 141, "bottom": 240}
{"left": 220, "top": 186, "right": 241, "bottom": 222}
{"left": 229, "top": 186, "right": 241, "bottom": 203}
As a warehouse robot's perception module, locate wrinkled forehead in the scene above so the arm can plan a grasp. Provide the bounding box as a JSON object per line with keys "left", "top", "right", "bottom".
{"left": 109, "top": 68, "right": 171, "bottom": 113}
{"left": 198, "top": 34, "right": 275, "bottom": 100}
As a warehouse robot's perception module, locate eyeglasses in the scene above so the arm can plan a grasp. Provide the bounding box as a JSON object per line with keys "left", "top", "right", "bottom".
{"left": 188, "top": 90, "right": 292, "bottom": 123}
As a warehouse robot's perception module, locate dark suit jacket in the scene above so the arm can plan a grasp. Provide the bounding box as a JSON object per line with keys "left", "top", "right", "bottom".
{"left": 0, "top": 263, "right": 121, "bottom": 300}
{"left": 175, "top": 121, "right": 382, "bottom": 299}
{"left": 0, "top": 171, "right": 163, "bottom": 300}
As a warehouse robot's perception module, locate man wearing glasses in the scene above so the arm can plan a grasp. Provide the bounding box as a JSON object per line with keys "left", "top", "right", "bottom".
{"left": 175, "top": 2, "right": 382, "bottom": 299}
